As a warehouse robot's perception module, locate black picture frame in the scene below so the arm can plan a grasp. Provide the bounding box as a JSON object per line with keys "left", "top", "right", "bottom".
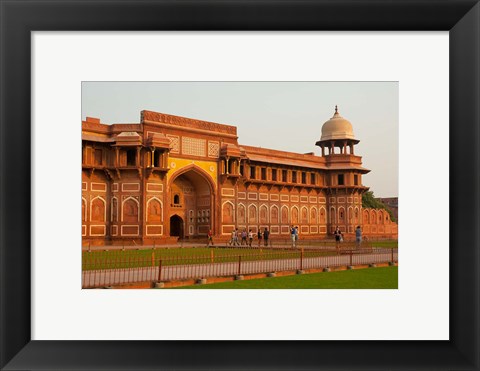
{"left": 1, "top": 1, "right": 479, "bottom": 370}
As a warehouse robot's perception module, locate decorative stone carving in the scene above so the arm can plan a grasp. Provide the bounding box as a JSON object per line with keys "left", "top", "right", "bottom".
{"left": 208, "top": 141, "right": 220, "bottom": 158}
{"left": 182, "top": 137, "right": 206, "bottom": 157}
{"left": 166, "top": 134, "right": 180, "bottom": 153}
{"left": 142, "top": 110, "right": 237, "bottom": 135}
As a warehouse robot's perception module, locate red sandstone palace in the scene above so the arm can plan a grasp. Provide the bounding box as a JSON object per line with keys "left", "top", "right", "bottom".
{"left": 82, "top": 107, "right": 398, "bottom": 245}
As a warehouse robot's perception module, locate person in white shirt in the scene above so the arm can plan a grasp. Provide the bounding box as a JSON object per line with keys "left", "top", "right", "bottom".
{"left": 248, "top": 229, "right": 254, "bottom": 247}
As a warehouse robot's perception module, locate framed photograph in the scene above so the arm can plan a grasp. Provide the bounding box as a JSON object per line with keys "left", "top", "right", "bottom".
{"left": 80, "top": 81, "right": 399, "bottom": 290}
{"left": 1, "top": 1, "right": 479, "bottom": 370}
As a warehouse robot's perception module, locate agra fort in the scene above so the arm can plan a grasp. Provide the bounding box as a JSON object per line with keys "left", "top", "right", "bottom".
{"left": 82, "top": 107, "right": 397, "bottom": 245}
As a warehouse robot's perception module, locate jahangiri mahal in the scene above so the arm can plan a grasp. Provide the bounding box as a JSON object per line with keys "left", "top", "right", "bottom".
{"left": 81, "top": 106, "right": 397, "bottom": 245}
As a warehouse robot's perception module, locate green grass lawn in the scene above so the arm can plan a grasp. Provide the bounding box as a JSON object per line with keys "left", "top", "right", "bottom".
{"left": 173, "top": 266, "right": 398, "bottom": 289}
{"left": 369, "top": 240, "right": 398, "bottom": 248}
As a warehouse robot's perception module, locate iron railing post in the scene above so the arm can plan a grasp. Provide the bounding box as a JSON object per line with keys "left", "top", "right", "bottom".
{"left": 238, "top": 255, "right": 242, "bottom": 275}
{"left": 158, "top": 259, "right": 163, "bottom": 282}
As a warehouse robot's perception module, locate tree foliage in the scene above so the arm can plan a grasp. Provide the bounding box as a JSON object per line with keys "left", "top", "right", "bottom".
{"left": 362, "top": 191, "right": 397, "bottom": 222}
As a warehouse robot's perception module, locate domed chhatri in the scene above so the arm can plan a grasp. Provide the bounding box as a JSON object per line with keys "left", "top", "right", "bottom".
{"left": 320, "top": 105, "right": 355, "bottom": 141}
{"left": 315, "top": 106, "right": 360, "bottom": 156}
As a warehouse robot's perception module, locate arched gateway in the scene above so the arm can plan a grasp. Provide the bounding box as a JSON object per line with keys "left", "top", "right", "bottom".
{"left": 169, "top": 215, "right": 184, "bottom": 237}
{"left": 167, "top": 166, "right": 215, "bottom": 238}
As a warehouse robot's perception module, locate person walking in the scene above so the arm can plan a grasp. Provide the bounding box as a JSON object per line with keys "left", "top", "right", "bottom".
{"left": 355, "top": 225, "right": 362, "bottom": 249}
{"left": 207, "top": 229, "right": 214, "bottom": 247}
{"left": 290, "top": 225, "right": 296, "bottom": 248}
{"left": 248, "top": 229, "right": 254, "bottom": 247}
{"left": 334, "top": 226, "right": 342, "bottom": 250}
{"left": 234, "top": 228, "right": 240, "bottom": 246}
{"left": 229, "top": 229, "right": 236, "bottom": 246}
{"left": 263, "top": 227, "right": 270, "bottom": 247}
{"left": 294, "top": 226, "right": 299, "bottom": 245}
{"left": 241, "top": 229, "right": 247, "bottom": 246}
{"left": 257, "top": 229, "right": 262, "bottom": 247}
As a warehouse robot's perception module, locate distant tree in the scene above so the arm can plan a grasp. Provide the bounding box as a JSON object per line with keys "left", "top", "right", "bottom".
{"left": 362, "top": 191, "right": 397, "bottom": 222}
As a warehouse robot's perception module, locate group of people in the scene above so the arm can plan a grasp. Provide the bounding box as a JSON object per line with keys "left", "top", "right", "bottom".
{"left": 207, "top": 228, "right": 270, "bottom": 248}
{"left": 226, "top": 228, "right": 271, "bottom": 247}
{"left": 333, "top": 225, "right": 362, "bottom": 248}
{"left": 206, "top": 225, "right": 362, "bottom": 248}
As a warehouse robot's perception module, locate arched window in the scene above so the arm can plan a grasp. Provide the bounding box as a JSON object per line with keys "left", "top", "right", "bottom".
{"left": 319, "top": 208, "right": 326, "bottom": 224}
{"left": 248, "top": 205, "right": 257, "bottom": 223}
{"left": 173, "top": 194, "right": 180, "bottom": 205}
{"left": 338, "top": 208, "right": 345, "bottom": 224}
{"left": 271, "top": 206, "right": 279, "bottom": 224}
{"left": 260, "top": 205, "right": 268, "bottom": 224}
{"left": 330, "top": 207, "right": 336, "bottom": 224}
{"left": 123, "top": 198, "right": 138, "bottom": 223}
{"left": 364, "top": 210, "right": 370, "bottom": 224}
{"left": 301, "top": 207, "right": 308, "bottom": 224}
{"left": 91, "top": 197, "right": 105, "bottom": 222}
{"left": 189, "top": 210, "right": 194, "bottom": 223}
{"left": 291, "top": 207, "right": 299, "bottom": 225}
{"left": 148, "top": 199, "right": 162, "bottom": 222}
{"left": 222, "top": 202, "right": 234, "bottom": 224}
{"left": 237, "top": 204, "right": 246, "bottom": 224}
{"left": 281, "top": 206, "right": 289, "bottom": 224}
{"left": 82, "top": 198, "right": 87, "bottom": 222}
{"left": 310, "top": 208, "right": 317, "bottom": 224}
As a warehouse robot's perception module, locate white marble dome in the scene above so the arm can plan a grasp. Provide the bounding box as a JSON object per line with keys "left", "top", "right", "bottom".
{"left": 320, "top": 106, "right": 355, "bottom": 141}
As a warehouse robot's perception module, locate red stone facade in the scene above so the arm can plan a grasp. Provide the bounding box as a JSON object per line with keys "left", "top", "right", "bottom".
{"left": 82, "top": 109, "right": 398, "bottom": 245}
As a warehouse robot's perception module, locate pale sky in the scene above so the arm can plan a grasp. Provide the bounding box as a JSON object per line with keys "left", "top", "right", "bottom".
{"left": 82, "top": 82, "right": 398, "bottom": 197}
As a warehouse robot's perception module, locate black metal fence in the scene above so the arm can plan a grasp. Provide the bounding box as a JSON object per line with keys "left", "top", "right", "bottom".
{"left": 82, "top": 247, "right": 398, "bottom": 288}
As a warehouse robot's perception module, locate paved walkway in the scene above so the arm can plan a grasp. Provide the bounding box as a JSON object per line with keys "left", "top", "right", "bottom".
{"left": 82, "top": 242, "right": 208, "bottom": 251}
{"left": 82, "top": 250, "right": 398, "bottom": 288}
{"left": 82, "top": 241, "right": 385, "bottom": 252}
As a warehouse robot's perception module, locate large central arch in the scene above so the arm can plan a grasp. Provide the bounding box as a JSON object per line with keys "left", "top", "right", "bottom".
{"left": 167, "top": 165, "right": 216, "bottom": 238}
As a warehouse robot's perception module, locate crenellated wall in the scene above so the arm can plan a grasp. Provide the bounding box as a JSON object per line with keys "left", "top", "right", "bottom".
{"left": 361, "top": 208, "right": 398, "bottom": 238}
